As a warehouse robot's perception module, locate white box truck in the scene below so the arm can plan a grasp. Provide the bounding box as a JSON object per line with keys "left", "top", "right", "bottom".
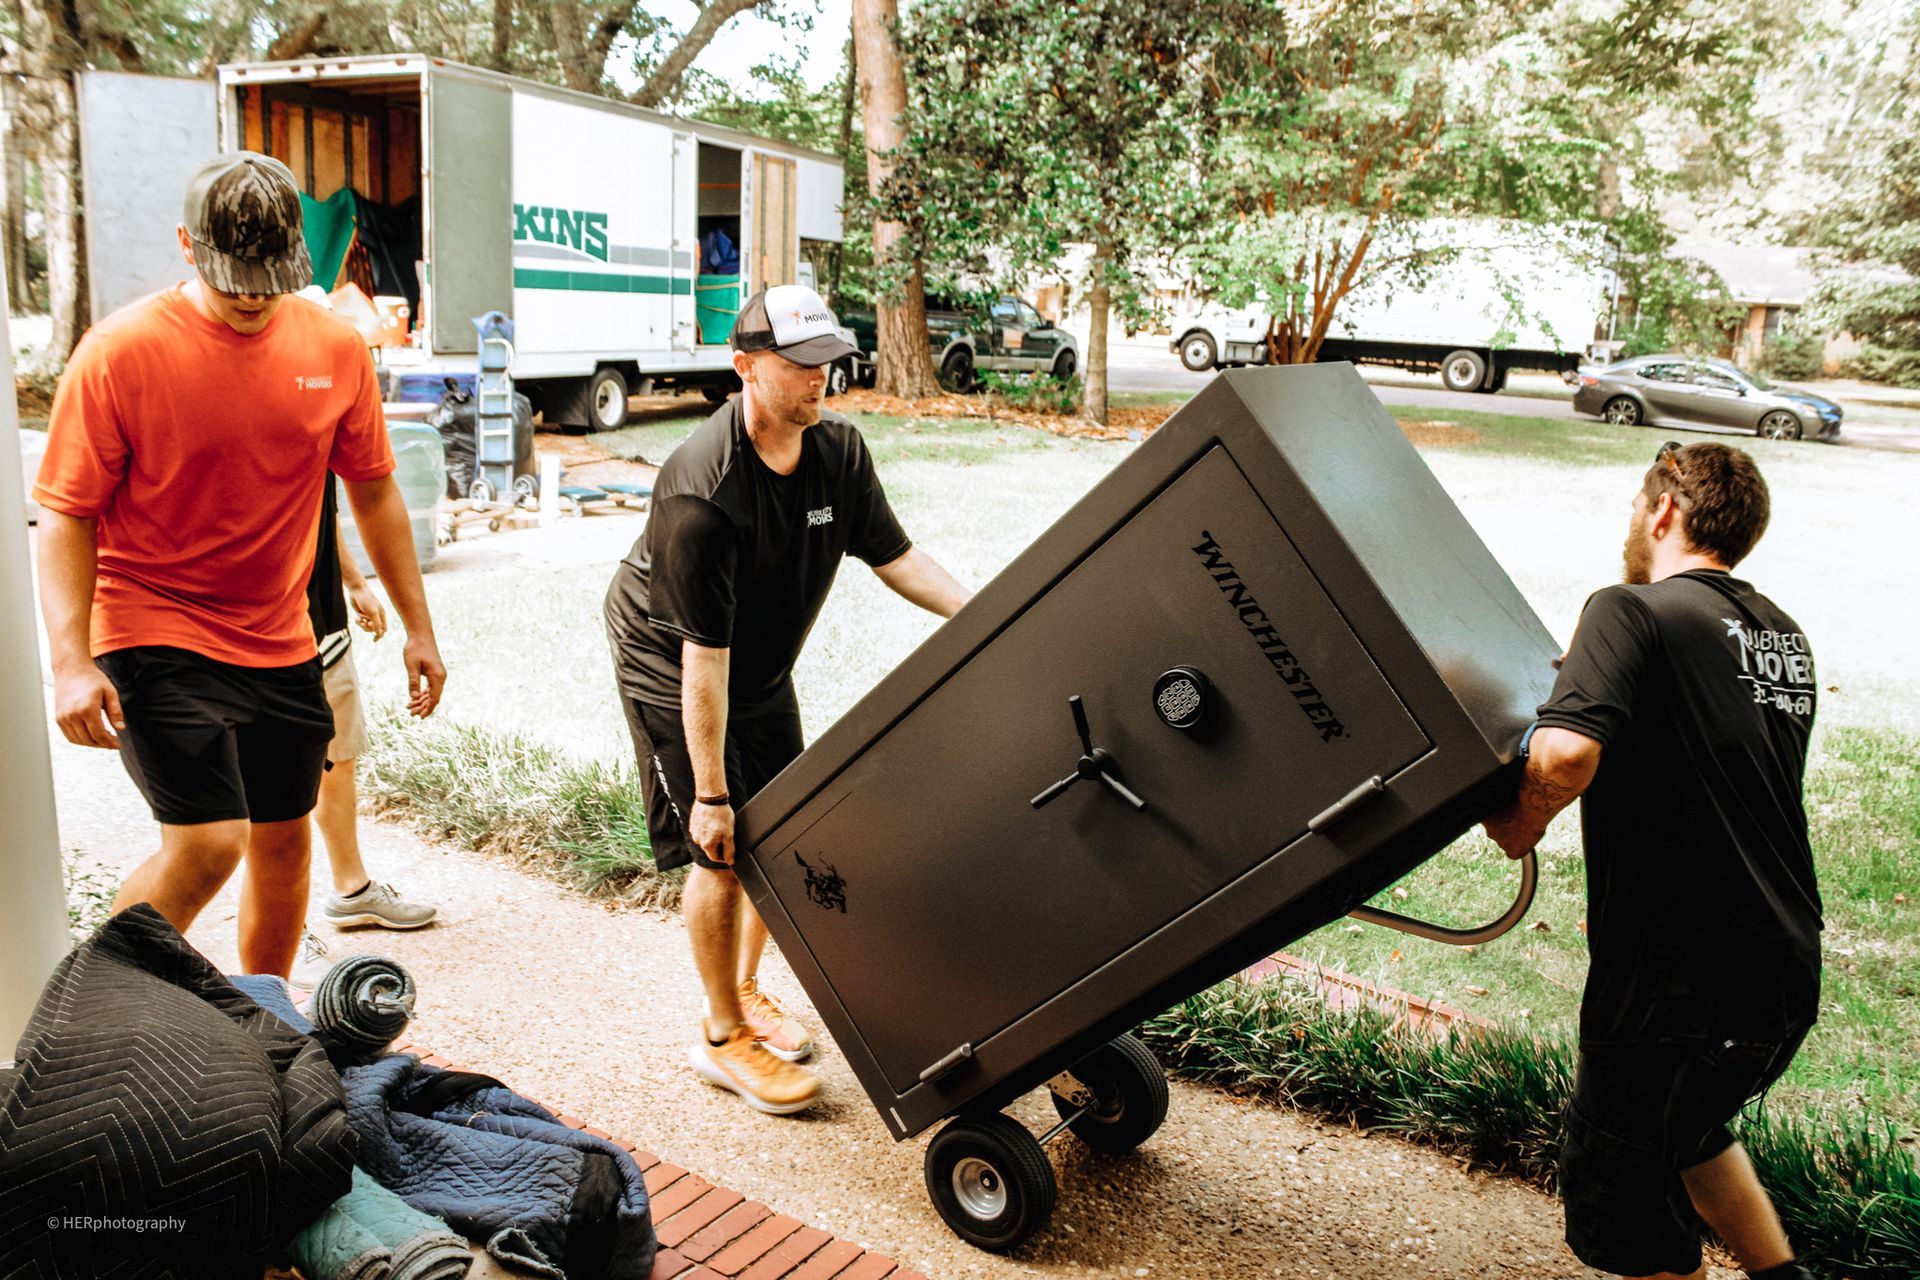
{"left": 77, "top": 57, "right": 847, "bottom": 430}
{"left": 1168, "top": 223, "right": 1615, "bottom": 393}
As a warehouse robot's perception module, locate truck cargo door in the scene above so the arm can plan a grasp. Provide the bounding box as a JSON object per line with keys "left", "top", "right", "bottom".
{"left": 424, "top": 72, "right": 512, "bottom": 354}
{"left": 77, "top": 71, "right": 218, "bottom": 322}
{"left": 748, "top": 151, "right": 798, "bottom": 293}
{"left": 671, "top": 131, "right": 699, "bottom": 351}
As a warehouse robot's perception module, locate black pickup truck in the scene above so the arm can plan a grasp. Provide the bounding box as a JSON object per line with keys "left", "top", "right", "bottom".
{"left": 841, "top": 295, "right": 1081, "bottom": 392}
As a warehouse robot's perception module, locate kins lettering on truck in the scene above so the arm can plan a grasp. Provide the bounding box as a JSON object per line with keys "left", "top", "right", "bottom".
{"left": 513, "top": 204, "right": 611, "bottom": 262}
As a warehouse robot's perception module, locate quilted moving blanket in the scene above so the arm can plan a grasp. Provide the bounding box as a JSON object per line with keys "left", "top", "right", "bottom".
{"left": 0, "top": 905, "right": 355, "bottom": 1278}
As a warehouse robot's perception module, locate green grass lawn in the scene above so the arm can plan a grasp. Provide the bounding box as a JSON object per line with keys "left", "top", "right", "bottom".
{"left": 378, "top": 387, "right": 1920, "bottom": 1134}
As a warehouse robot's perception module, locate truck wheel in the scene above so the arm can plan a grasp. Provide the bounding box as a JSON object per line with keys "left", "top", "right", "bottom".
{"left": 940, "top": 347, "right": 977, "bottom": 394}
{"left": 587, "top": 367, "right": 630, "bottom": 432}
{"left": 1050, "top": 1033, "right": 1169, "bottom": 1154}
{"left": 826, "top": 359, "right": 852, "bottom": 398}
{"left": 924, "top": 1113, "right": 1055, "bottom": 1252}
{"left": 1178, "top": 331, "right": 1217, "bottom": 372}
{"left": 701, "top": 379, "right": 738, "bottom": 405}
{"left": 1051, "top": 348, "right": 1077, "bottom": 381}
{"left": 1441, "top": 350, "right": 1488, "bottom": 393}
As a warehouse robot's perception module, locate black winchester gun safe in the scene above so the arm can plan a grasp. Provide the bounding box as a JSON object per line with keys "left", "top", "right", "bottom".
{"left": 734, "top": 364, "right": 1561, "bottom": 1250}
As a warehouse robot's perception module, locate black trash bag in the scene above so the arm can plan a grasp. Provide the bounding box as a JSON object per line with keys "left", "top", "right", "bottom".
{"left": 431, "top": 379, "right": 534, "bottom": 500}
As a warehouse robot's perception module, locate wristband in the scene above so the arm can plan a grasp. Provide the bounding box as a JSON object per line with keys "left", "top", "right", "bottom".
{"left": 695, "top": 793, "right": 731, "bottom": 807}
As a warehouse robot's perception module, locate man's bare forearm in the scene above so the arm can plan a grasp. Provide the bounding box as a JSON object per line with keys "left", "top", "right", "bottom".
{"left": 681, "top": 641, "right": 730, "bottom": 797}
{"left": 342, "top": 477, "right": 432, "bottom": 638}
{"left": 37, "top": 511, "right": 100, "bottom": 673}
{"left": 874, "top": 546, "right": 971, "bottom": 618}
{"left": 1483, "top": 726, "right": 1603, "bottom": 857}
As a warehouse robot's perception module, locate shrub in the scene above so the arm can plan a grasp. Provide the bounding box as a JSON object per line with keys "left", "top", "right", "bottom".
{"left": 977, "top": 369, "right": 1083, "bottom": 415}
{"left": 1765, "top": 329, "right": 1826, "bottom": 382}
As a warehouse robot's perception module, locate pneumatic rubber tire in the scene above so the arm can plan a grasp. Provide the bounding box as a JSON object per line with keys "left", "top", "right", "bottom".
{"left": 587, "top": 366, "right": 630, "bottom": 432}
{"left": 1052, "top": 348, "right": 1077, "bottom": 381}
{"left": 941, "top": 347, "right": 978, "bottom": 394}
{"left": 1178, "top": 331, "right": 1217, "bottom": 372}
{"left": 1757, "top": 410, "right": 1803, "bottom": 440}
{"left": 1602, "top": 395, "right": 1643, "bottom": 427}
{"left": 1441, "top": 349, "right": 1488, "bottom": 392}
{"left": 924, "top": 1113, "right": 1056, "bottom": 1252}
{"left": 1049, "top": 1033, "right": 1170, "bottom": 1154}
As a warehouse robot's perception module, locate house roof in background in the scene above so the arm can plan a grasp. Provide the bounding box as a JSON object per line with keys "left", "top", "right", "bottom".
{"left": 1672, "top": 239, "right": 1820, "bottom": 307}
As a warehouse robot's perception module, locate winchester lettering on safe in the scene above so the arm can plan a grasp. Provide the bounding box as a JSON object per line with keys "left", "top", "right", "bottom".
{"left": 1193, "top": 531, "right": 1347, "bottom": 742}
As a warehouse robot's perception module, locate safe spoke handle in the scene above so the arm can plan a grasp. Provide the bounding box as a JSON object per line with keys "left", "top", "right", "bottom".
{"left": 1030, "top": 695, "right": 1149, "bottom": 812}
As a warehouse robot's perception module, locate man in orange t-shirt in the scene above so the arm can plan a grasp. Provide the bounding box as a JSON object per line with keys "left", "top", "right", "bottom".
{"left": 34, "top": 152, "right": 447, "bottom": 979}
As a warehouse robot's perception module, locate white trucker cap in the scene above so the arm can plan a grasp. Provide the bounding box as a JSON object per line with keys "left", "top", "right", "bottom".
{"left": 730, "top": 284, "right": 860, "bottom": 367}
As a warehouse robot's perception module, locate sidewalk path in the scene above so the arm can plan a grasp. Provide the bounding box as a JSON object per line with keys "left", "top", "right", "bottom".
{"left": 48, "top": 721, "right": 1681, "bottom": 1279}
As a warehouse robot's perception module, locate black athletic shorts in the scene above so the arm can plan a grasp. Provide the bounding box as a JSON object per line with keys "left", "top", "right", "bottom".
{"left": 95, "top": 645, "right": 334, "bottom": 826}
{"left": 1561, "top": 1024, "right": 1811, "bottom": 1277}
{"left": 620, "top": 696, "right": 803, "bottom": 873}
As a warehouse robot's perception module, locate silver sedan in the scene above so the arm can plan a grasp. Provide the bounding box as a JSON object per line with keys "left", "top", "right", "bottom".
{"left": 1572, "top": 356, "right": 1843, "bottom": 441}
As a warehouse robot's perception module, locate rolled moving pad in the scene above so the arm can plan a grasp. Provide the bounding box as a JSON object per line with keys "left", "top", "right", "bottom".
{"left": 312, "top": 955, "right": 418, "bottom": 1062}
{"left": 291, "top": 1166, "right": 472, "bottom": 1280}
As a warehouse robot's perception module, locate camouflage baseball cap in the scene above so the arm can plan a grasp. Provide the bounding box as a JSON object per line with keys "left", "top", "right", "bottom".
{"left": 181, "top": 152, "right": 313, "bottom": 296}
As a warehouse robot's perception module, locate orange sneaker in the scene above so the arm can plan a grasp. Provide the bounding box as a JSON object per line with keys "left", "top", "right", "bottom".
{"left": 738, "top": 977, "right": 814, "bottom": 1062}
{"left": 689, "top": 1019, "right": 821, "bottom": 1115}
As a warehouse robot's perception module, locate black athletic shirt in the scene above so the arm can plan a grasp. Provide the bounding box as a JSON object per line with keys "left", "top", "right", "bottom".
{"left": 604, "top": 398, "right": 911, "bottom": 717}
{"left": 305, "top": 479, "right": 350, "bottom": 669}
{"left": 1536, "top": 569, "right": 1822, "bottom": 1045}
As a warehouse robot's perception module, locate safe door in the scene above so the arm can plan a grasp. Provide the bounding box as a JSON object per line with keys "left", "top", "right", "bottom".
{"left": 749, "top": 445, "right": 1433, "bottom": 1114}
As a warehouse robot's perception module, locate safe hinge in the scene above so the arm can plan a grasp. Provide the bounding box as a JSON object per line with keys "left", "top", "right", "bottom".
{"left": 1308, "top": 775, "right": 1386, "bottom": 834}
{"left": 918, "top": 1042, "right": 974, "bottom": 1084}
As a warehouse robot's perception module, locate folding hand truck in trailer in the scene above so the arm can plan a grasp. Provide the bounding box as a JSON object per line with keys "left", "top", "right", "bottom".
{"left": 734, "top": 364, "right": 1562, "bottom": 1251}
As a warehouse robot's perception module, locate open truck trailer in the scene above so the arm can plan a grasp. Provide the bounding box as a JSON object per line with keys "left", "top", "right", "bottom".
{"left": 78, "top": 57, "right": 846, "bottom": 430}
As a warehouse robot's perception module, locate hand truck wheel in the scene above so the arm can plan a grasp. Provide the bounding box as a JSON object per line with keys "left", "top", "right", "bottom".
{"left": 924, "top": 1111, "right": 1055, "bottom": 1252}
{"left": 1049, "top": 1032, "right": 1169, "bottom": 1154}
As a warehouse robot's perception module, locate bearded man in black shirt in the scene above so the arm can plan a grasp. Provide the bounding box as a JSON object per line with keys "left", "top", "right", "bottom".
{"left": 1484, "top": 442, "right": 1820, "bottom": 1280}
{"left": 605, "top": 286, "right": 972, "bottom": 1115}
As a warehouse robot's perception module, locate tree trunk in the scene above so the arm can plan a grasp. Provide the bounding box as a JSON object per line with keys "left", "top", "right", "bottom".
{"left": 630, "top": 0, "right": 764, "bottom": 108}
{"left": 828, "top": 22, "right": 857, "bottom": 305}
{"left": 36, "top": 75, "right": 86, "bottom": 360}
{"left": 2, "top": 79, "right": 35, "bottom": 313}
{"left": 15, "top": 0, "right": 88, "bottom": 361}
{"left": 490, "top": 0, "right": 514, "bottom": 70}
{"left": 852, "top": 0, "right": 939, "bottom": 399}
{"left": 267, "top": 10, "right": 331, "bottom": 61}
{"left": 1085, "top": 240, "right": 1111, "bottom": 425}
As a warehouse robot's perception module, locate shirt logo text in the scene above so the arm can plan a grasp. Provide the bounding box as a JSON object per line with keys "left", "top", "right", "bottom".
{"left": 295, "top": 375, "right": 334, "bottom": 390}
{"left": 807, "top": 506, "right": 834, "bottom": 528}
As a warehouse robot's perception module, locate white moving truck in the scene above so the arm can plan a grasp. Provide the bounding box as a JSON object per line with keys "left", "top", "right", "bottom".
{"left": 1169, "top": 224, "right": 1615, "bottom": 393}
{"left": 78, "top": 57, "right": 846, "bottom": 430}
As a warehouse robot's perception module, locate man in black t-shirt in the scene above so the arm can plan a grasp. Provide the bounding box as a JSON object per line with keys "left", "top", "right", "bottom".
{"left": 276, "top": 481, "right": 441, "bottom": 991}
{"left": 1484, "top": 442, "right": 1820, "bottom": 1280}
{"left": 605, "top": 286, "right": 971, "bottom": 1114}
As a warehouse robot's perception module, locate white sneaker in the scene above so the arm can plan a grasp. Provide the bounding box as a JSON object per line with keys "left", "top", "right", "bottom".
{"left": 289, "top": 931, "right": 332, "bottom": 992}
{"left": 323, "top": 881, "right": 438, "bottom": 930}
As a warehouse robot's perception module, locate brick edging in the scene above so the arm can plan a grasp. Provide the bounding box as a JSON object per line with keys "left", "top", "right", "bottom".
{"left": 387, "top": 1042, "right": 927, "bottom": 1280}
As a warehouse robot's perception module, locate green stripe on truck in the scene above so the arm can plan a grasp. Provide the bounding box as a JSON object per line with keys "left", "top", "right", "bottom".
{"left": 513, "top": 268, "right": 693, "bottom": 295}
